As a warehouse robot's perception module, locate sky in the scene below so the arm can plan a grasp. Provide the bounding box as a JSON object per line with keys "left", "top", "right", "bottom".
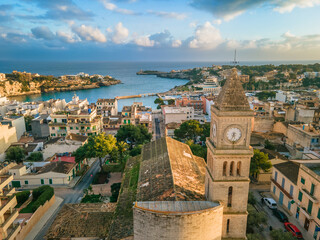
{"left": 1, "top": 0, "right": 320, "bottom": 62}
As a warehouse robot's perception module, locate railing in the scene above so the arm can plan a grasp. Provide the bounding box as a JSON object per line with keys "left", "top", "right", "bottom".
{"left": 0, "top": 196, "right": 16, "bottom": 216}
{"left": 5, "top": 223, "right": 20, "bottom": 240}
{"left": 300, "top": 206, "right": 313, "bottom": 220}
{"left": 271, "top": 178, "right": 293, "bottom": 199}
{"left": 301, "top": 188, "right": 319, "bottom": 203}
{"left": 1, "top": 209, "right": 19, "bottom": 232}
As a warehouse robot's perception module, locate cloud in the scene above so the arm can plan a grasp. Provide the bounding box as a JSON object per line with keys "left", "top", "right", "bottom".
{"left": 134, "top": 35, "right": 155, "bottom": 47}
{"left": 172, "top": 40, "right": 182, "bottom": 48}
{"left": 111, "top": 22, "right": 129, "bottom": 44}
{"left": 24, "top": 0, "right": 93, "bottom": 21}
{"left": 190, "top": 0, "right": 320, "bottom": 20}
{"left": 101, "top": 0, "right": 139, "bottom": 15}
{"left": 31, "top": 26, "right": 55, "bottom": 40}
{"left": 213, "top": 19, "right": 222, "bottom": 25}
{"left": 189, "top": 21, "right": 223, "bottom": 49}
{"left": 147, "top": 10, "right": 187, "bottom": 20}
{"left": 1, "top": 32, "right": 29, "bottom": 43}
{"left": 56, "top": 31, "right": 79, "bottom": 43}
{"left": 72, "top": 25, "right": 107, "bottom": 43}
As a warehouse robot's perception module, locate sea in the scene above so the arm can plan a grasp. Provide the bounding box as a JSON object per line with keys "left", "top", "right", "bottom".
{"left": 0, "top": 60, "right": 319, "bottom": 110}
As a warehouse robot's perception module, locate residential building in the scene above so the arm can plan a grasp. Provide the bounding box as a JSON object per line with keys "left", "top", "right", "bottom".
{"left": 0, "top": 124, "right": 17, "bottom": 161}
{"left": 0, "top": 115, "right": 26, "bottom": 140}
{"left": 239, "top": 75, "right": 250, "bottom": 83}
{"left": 31, "top": 114, "right": 51, "bottom": 138}
{"left": 165, "top": 122, "right": 181, "bottom": 138}
{"left": 286, "top": 124, "right": 320, "bottom": 150}
{"left": 49, "top": 107, "right": 103, "bottom": 138}
{"left": 271, "top": 160, "right": 320, "bottom": 239}
{"left": 103, "top": 116, "right": 122, "bottom": 135}
{"left": 162, "top": 106, "right": 194, "bottom": 124}
{"left": 96, "top": 98, "right": 118, "bottom": 116}
{"left": 0, "top": 173, "right": 20, "bottom": 240}
{"left": 121, "top": 103, "right": 153, "bottom": 132}
{"left": 175, "top": 96, "right": 206, "bottom": 114}
{"left": 0, "top": 73, "right": 6, "bottom": 81}
{"left": 9, "top": 160, "right": 78, "bottom": 187}
{"left": 254, "top": 76, "right": 269, "bottom": 82}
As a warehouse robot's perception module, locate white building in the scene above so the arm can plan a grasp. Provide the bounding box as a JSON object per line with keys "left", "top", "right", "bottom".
{"left": 162, "top": 106, "right": 194, "bottom": 124}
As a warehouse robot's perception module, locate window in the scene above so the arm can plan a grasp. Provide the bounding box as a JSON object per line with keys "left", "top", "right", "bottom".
{"left": 52, "top": 127, "right": 55, "bottom": 130}
{"left": 308, "top": 200, "right": 313, "bottom": 214}
{"left": 290, "top": 185, "right": 294, "bottom": 197}
{"left": 24, "top": 180, "right": 28, "bottom": 185}
{"left": 281, "top": 178, "right": 285, "bottom": 188}
{"left": 288, "top": 200, "right": 291, "bottom": 210}
{"left": 273, "top": 186, "right": 276, "bottom": 194}
{"left": 317, "top": 208, "right": 320, "bottom": 220}
{"left": 41, "top": 179, "right": 44, "bottom": 185}
{"left": 70, "top": 127, "right": 73, "bottom": 130}
{"left": 301, "top": 177, "right": 305, "bottom": 184}
{"left": 62, "top": 119, "right": 67, "bottom": 123}
{"left": 51, "top": 133, "right": 56, "bottom": 137}
{"left": 228, "top": 187, "right": 233, "bottom": 207}
{"left": 223, "top": 162, "right": 227, "bottom": 176}
{"left": 76, "top": 127, "right": 79, "bottom": 130}
{"left": 236, "top": 162, "right": 241, "bottom": 176}
{"left": 54, "top": 119, "right": 57, "bottom": 123}
{"left": 275, "top": 171, "right": 278, "bottom": 181}
{"left": 311, "top": 183, "right": 315, "bottom": 196}
{"left": 128, "top": 120, "right": 131, "bottom": 124}
{"left": 226, "top": 219, "right": 230, "bottom": 233}
{"left": 230, "top": 161, "right": 234, "bottom": 176}
{"left": 298, "top": 191, "right": 303, "bottom": 201}
{"left": 49, "top": 179, "right": 53, "bottom": 184}
{"left": 124, "top": 120, "right": 126, "bottom": 124}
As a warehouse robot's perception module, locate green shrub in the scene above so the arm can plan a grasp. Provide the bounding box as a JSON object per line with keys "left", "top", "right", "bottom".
{"left": 110, "top": 182, "right": 121, "bottom": 202}
{"left": 32, "top": 185, "right": 52, "bottom": 200}
{"left": 248, "top": 192, "right": 256, "bottom": 205}
{"left": 16, "top": 190, "right": 30, "bottom": 207}
{"left": 81, "top": 194, "right": 102, "bottom": 203}
{"left": 31, "top": 186, "right": 54, "bottom": 212}
{"left": 27, "top": 152, "right": 43, "bottom": 161}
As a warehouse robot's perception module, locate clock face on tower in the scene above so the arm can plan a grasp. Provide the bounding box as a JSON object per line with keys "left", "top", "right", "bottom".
{"left": 226, "top": 127, "right": 242, "bottom": 143}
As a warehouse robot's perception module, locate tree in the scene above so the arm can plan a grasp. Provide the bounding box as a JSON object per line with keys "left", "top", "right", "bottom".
{"left": 247, "top": 234, "right": 263, "bottom": 240}
{"left": 247, "top": 204, "right": 267, "bottom": 233}
{"left": 248, "top": 191, "right": 257, "bottom": 205}
{"left": 117, "top": 141, "right": 128, "bottom": 164}
{"left": 116, "top": 125, "right": 152, "bottom": 148}
{"left": 270, "top": 229, "right": 297, "bottom": 240}
{"left": 186, "top": 140, "right": 207, "bottom": 160}
{"left": 174, "top": 120, "right": 203, "bottom": 141}
{"left": 167, "top": 99, "right": 175, "bottom": 105}
{"left": 264, "top": 140, "right": 275, "bottom": 150}
{"left": 24, "top": 115, "right": 34, "bottom": 132}
{"left": 27, "top": 152, "right": 43, "bottom": 162}
{"left": 250, "top": 149, "right": 272, "bottom": 178}
{"left": 72, "top": 145, "right": 88, "bottom": 163}
{"left": 5, "top": 147, "right": 25, "bottom": 163}
{"left": 87, "top": 133, "right": 118, "bottom": 170}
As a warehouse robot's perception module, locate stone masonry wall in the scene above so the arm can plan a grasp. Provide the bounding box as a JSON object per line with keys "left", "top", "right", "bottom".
{"left": 133, "top": 206, "right": 223, "bottom": 240}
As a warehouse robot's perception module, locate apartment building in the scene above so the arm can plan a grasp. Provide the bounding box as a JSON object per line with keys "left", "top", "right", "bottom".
{"left": 0, "top": 115, "right": 26, "bottom": 140}
{"left": 0, "top": 173, "right": 20, "bottom": 240}
{"left": 271, "top": 160, "right": 320, "bottom": 239}
{"left": 0, "top": 124, "right": 17, "bottom": 161}
{"left": 175, "top": 96, "right": 206, "bottom": 113}
{"left": 286, "top": 124, "right": 320, "bottom": 150}
{"left": 162, "top": 106, "right": 194, "bottom": 124}
{"left": 96, "top": 98, "right": 118, "bottom": 116}
{"left": 121, "top": 103, "right": 153, "bottom": 131}
{"left": 49, "top": 108, "right": 103, "bottom": 137}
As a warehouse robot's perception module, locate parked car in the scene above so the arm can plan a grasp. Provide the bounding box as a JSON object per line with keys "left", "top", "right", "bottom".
{"left": 262, "top": 197, "right": 277, "bottom": 209}
{"left": 284, "top": 222, "right": 303, "bottom": 239}
{"left": 272, "top": 209, "right": 288, "bottom": 222}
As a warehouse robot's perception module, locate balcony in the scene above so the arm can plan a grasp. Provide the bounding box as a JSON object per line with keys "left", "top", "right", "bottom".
{"left": 0, "top": 187, "right": 15, "bottom": 198}
{"left": 0, "top": 209, "right": 19, "bottom": 233}
{"left": 300, "top": 206, "right": 313, "bottom": 220}
{"left": 5, "top": 223, "right": 20, "bottom": 240}
{"left": 271, "top": 178, "right": 293, "bottom": 199}
{"left": 0, "top": 196, "right": 17, "bottom": 217}
{"left": 0, "top": 176, "right": 13, "bottom": 193}
{"left": 301, "top": 188, "right": 319, "bottom": 203}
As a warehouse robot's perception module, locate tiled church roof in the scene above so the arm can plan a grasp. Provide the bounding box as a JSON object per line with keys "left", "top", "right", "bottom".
{"left": 215, "top": 68, "right": 251, "bottom": 111}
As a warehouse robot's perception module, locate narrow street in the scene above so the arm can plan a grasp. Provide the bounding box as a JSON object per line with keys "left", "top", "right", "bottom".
{"left": 34, "top": 159, "right": 101, "bottom": 240}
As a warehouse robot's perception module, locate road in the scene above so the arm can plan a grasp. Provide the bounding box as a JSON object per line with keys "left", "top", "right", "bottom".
{"left": 34, "top": 159, "right": 101, "bottom": 240}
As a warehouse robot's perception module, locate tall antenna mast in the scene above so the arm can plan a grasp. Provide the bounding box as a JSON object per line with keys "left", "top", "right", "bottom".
{"left": 231, "top": 49, "right": 239, "bottom": 65}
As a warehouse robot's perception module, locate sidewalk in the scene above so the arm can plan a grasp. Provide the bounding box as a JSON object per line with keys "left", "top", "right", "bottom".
{"left": 25, "top": 196, "right": 63, "bottom": 240}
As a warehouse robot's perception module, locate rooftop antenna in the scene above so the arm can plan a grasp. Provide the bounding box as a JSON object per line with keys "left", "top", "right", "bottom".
{"left": 231, "top": 49, "right": 239, "bottom": 65}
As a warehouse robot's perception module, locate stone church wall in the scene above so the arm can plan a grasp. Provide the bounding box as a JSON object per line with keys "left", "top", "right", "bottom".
{"left": 133, "top": 205, "right": 223, "bottom": 240}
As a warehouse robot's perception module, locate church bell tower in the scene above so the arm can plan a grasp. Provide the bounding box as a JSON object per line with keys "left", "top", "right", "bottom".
{"left": 206, "top": 68, "right": 254, "bottom": 239}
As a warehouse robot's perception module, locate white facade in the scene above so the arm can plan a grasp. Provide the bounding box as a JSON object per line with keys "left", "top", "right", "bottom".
{"left": 163, "top": 106, "right": 194, "bottom": 124}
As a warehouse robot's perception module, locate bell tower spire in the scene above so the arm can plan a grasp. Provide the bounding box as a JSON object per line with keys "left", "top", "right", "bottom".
{"left": 206, "top": 68, "right": 253, "bottom": 239}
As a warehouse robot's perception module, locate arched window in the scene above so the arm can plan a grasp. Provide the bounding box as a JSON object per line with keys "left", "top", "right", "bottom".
{"left": 230, "top": 161, "right": 234, "bottom": 176}
{"left": 228, "top": 187, "right": 233, "bottom": 207}
{"left": 223, "top": 161, "right": 227, "bottom": 176}
{"left": 226, "top": 219, "right": 230, "bottom": 233}
{"left": 237, "top": 161, "right": 241, "bottom": 176}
